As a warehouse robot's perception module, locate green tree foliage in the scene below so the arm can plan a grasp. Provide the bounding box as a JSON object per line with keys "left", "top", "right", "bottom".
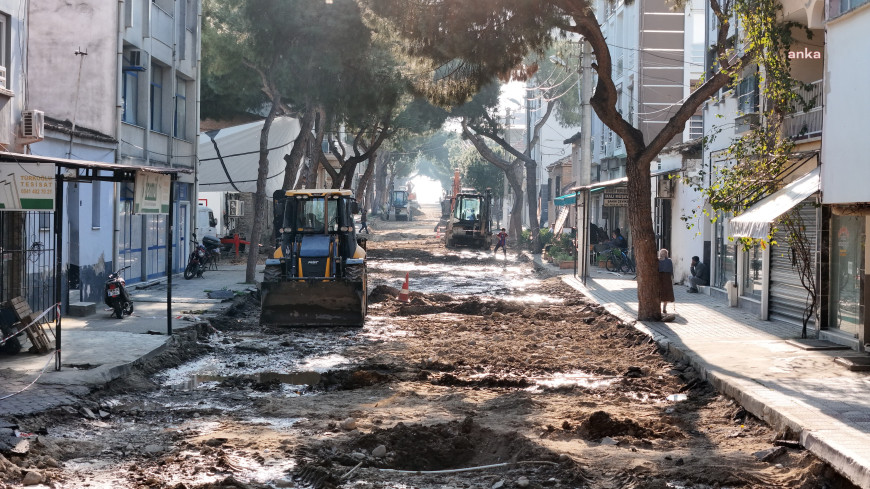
{"left": 446, "top": 137, "right": 504, "bottom": 199}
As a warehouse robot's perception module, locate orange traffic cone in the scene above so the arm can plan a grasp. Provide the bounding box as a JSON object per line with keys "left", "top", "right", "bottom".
{"left": 398, "top": 273, "right": 410, "bottom": 302}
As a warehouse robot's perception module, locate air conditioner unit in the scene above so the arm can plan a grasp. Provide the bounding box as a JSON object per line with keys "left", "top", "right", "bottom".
{"left": 20, "top": 109, "right": 45, "bottom": 142}
{"left": 228, "top": 200, "right": 244, "bottom": 217}
{"left": 657, "top": 176, "right": 675, "bottom": 198}
{"left": 129, "top": 50, "right": 142, "bottom": 68}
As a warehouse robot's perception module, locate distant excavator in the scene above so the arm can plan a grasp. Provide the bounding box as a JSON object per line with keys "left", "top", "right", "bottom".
{"left": 443, "top": 171, "right": 493, "bottom": 250}
{"left": 260, "top": 189, "right": 367, "bottom": 327}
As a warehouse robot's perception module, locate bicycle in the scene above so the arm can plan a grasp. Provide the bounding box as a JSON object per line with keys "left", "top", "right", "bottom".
{"left": 600, "top": 247, "right": 635, "bottom": 274}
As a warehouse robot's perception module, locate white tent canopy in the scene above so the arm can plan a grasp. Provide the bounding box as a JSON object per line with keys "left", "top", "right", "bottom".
{"left": 198, "top": 116, "right": 301, "bottom": 194}
{"left": 729, "top": 167, "right": 820, "bottom": 239}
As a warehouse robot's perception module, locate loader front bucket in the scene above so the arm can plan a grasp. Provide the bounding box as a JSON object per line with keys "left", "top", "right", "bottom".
{"left": 259, "top": 279, "right": 366, "bottom": 327}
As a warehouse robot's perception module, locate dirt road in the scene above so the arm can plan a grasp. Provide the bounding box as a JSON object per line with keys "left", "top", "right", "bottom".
{"left": 0, "top": 205, "right": 858, "bottom": 489}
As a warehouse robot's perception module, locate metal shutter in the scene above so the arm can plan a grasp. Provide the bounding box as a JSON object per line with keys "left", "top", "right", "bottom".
{"left": 769, "top": 200, "right": 818, "bottom": 326}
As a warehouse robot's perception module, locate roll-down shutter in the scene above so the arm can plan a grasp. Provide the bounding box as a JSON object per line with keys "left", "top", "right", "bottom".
{"left": 769, "top": 199, "right": 818, "bottom": 326}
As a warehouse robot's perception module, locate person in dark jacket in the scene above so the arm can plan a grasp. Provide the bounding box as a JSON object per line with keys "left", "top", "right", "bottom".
{"left": 609, "top": 229, "right": 628, "bottom": 250}
{"left": 687, "top": 256, "right": 709, "bottom": 293}
{"left": 359, "top": 209, "right": 369, "bottom": 234}
{"left": 658, "top": 248, "right": 675, "bottom": 315}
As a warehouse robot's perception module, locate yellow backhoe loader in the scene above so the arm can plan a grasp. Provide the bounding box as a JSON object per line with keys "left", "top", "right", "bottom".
{"left": 260, "top": 189, "right": 367, "bottom": 327}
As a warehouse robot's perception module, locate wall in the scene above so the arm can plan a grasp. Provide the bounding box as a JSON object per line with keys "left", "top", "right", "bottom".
{"left": 28, "top": 2, "right": 119, "bottom": 137}
{"left": 821, "top": 6, "right": 870, "bottom": 204}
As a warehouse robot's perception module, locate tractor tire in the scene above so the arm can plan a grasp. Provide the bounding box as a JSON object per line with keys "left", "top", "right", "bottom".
{"left": 263, "top": 264, "right": 282, "bottom": 283}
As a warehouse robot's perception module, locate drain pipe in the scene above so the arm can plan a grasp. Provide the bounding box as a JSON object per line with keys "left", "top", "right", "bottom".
{"left": 113, "top": 0, "right": 124, "bottom": 271}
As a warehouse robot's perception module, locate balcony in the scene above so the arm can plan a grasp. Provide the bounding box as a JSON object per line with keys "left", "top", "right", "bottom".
{"left": 784, "top": 80, "right": 823, "bottom": 141}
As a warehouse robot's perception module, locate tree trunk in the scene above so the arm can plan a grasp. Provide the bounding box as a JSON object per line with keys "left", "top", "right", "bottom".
{"left": 375, "top": 152, "right": 388, "bottom": 214}
{"left": 356, "top": 152, "right": 377, "bottom": 204}
{"left": 525, "top": 161, "right": 541, "bottom": 253}
{"left": 625, "top": 152, "right": 662, "bottom": 320}
{"left": 246, "top": 102, "right": 280, "bottom": 283}
{"left": 282, "top": 107, "right": 314, "bottom": 189}
{"left": 303, "top": 107, "right": 327, "bottom": 189}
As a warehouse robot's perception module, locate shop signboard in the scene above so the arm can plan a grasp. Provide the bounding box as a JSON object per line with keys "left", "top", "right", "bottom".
{"left": 603, "top": 186, "right": 628, "bottom": 207}
{"left": 133, "top": 171, "right": 171, "bottom": 214}
{"left": 0, "top": 163, "right": 55, "bottom": 211}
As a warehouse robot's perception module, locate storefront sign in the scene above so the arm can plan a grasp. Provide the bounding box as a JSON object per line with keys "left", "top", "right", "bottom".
{"left": 603, "top": 187, "right": 628, "bottom": 207}
{"left": 0, "top": 163, "right": 55, "bottom": 211}
{"left": 133, "top": 171, "right": 171, "bottom": 214}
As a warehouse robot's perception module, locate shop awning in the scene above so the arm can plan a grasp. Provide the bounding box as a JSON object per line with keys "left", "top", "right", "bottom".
{"left": 729, "top": 167, "right": 820, "bottom": 239}
{"left": 554, "top": 193, "right": 576, "bottom": 206}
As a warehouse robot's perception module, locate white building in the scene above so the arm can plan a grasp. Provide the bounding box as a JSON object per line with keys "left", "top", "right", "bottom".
{"left": 24, "top": 0, "right": 200, "bottom": 304}
{"left": 819, "top": 0, "right": 870, "bottom": 348}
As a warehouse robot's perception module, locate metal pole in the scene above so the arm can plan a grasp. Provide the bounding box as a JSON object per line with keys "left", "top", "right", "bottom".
{"left": 67, "top": 49, "right": 88, "bottom": 159}
{"left": 167, "top": 176, "right": 174, "bottom": 336}
{"left": 54, "top": 171, "right": 64, "bottom": 371}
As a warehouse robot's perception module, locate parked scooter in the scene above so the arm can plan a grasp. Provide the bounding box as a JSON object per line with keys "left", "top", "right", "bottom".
{"left": 184, "top": 234, "right": 208, "bottom": 280}
{"left": 104, "top": 265, "right": 134, "bottom": 319}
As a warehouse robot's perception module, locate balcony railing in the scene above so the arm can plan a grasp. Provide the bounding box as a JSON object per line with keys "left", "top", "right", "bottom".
{"left": 784, "top": 80, "right": 823, "bottom": 140}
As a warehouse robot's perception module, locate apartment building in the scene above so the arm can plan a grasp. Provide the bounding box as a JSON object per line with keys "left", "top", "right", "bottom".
{"left": 699, "top": 0, "right": 824, "bottom": 327}
{"left": 24, "top": 0, "right": 200, "bottom": 304}
{"left": 585, "top": 0, "right": 691, "bottom": 245}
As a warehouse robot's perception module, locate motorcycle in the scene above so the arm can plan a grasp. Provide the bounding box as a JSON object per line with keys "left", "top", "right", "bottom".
{"left": 104, "top": 265, "right": 134, "bottom": 319}
{"left": 184, "top": 235, "right": 208, "bottom": 280}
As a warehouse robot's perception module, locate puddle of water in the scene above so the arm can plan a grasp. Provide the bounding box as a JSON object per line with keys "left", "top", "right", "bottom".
{"left": 526, "top": 370, "right": 621, "bottom": 390}
{"left": 297, "top": 353, "right": 351, "bottom": 372}
{"left": 178, "top": 371, "right": 323, "bottom": 390}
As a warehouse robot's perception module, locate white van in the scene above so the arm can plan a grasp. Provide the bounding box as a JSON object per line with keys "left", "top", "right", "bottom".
{"left": 196, "top": 205, "right": 218, "bottom": 240}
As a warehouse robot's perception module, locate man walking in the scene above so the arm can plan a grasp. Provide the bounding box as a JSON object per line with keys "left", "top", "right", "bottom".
{"left": 493, "top": 228, "right": 508, "bottom": 256}
{"left": 359, "top": 208, "right": 369, "bottom": 234}
{"left": 687, "top": 256, "right": 709, "bottom": 293}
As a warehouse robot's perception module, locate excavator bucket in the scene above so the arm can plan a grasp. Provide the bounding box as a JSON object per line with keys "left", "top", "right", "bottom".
{"left": 260, "top": 279, "right": 366, "bottom": 327}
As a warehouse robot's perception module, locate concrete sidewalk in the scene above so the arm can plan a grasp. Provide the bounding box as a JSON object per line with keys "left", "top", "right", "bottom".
{"left": 556, "top": 261, "right": 870, "bottom": 488}
{"left": 0, "top": 265, "right": 255, "bottom": 417}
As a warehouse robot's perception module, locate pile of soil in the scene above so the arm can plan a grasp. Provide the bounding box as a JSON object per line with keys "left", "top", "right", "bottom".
{"left": 347, "top": 417, "right": 555, "bottom": 471}
{"left": 576, "top": 410, "right": 654, "bottom": 441}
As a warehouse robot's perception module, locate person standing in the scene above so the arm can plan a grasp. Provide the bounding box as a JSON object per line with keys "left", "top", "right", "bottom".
{"left": 359, "top": 208, "right": 369, "bottom": 234}
{"left": 687, "top": 256, "right": 709, "bottom": 293}
{"left": 658, "top": 248, "right": 675, "bottom": 315}
{"left": 493, "top": 228, "right": 508, "bottom": 256}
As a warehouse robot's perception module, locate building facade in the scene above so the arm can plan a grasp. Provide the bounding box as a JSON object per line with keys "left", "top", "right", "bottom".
{"left": 819, "top": 0, "right": 870, "bottom": 348}
{"left": 24, "top": 0, "right": 200, "bottom": 304}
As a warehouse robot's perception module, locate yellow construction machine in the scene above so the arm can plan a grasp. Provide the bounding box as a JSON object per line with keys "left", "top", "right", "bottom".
{"left": 260, "top": 189, "right": 367, "bottom": 327}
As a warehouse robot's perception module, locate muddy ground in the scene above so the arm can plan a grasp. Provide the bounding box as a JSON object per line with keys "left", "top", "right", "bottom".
{"left": 0, "top": 207, "right": 860, "bottom": 489}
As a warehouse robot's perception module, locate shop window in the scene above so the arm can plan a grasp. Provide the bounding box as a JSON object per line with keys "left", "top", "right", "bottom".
{"left": 829, "top": 215, "right": 865, "bottom": 334}
{"left": 742, "top": 243, "right": 762, "bottom": 298}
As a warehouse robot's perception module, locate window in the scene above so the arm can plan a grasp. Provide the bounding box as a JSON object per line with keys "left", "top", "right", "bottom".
{"left": 92, "top": 180, "right": 101, "bottom": 229}
{"left": 124, "top": 0, "right": 133, "bottom": 27}
{"left": 151, "top": 65, "right": 164, "bottom": 132}
{"left": 689, "top": 115, "right": 703, "bottom": 140}
{"left": 122, "top": 71, "right": 138, "bottom": 124}
{"left": 175, "top": 77, "right": 187, "bottom": 140}
{"left": 0, "top": 13, "right": 10, "bottom": 89}
{"left": 186, "top": 0, "right": 197, "bottom": 31}
{"left": 830, "top": 0, "right": 870, "bottom": 17}
{"left": 737, "top": 72, "right": 759, "bottom": 114}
